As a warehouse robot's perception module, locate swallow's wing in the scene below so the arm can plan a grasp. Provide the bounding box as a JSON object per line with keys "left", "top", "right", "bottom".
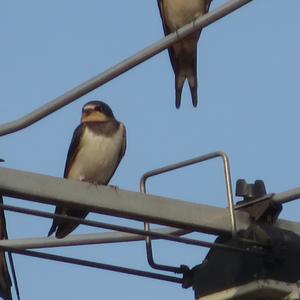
{"left": 101, "top": 122, "right": 127, "bottom": 186}
{"left": 195, "top": 0, "right": 213, "bottom": 41}
{"left": 157, "top": 0, "right": 176, "bottom": 71}
{"left": 205, "top": 0, "right": 213, "bottom": 13}
{"left": 120, "top": 123, "right": 126, "bottom": 159}
{"left": 63, "top": 123, "right": 85, "bottom": 178}
{"left": 59, "top": 124, "right": 85, "bottom": 213}
{"left": 47, "top": 124, "right": 86, "bottom": 237}
{"left": 157, "top": 0, "right": 170, "bottom": 36}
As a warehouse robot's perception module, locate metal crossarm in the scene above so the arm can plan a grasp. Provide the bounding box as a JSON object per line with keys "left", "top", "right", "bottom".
{"left": 0, "top": 166, "right": 248, "bottom": 235}
{"left": 0, "top": 167, "right": 300, "bottom": 236}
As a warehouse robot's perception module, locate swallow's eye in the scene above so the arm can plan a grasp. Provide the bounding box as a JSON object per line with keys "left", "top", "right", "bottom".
{"left": 83, "top": 107, "right": 93, "bottom": 114}
{"left": 95, "top": 106, "right": 103, "bottom": 112}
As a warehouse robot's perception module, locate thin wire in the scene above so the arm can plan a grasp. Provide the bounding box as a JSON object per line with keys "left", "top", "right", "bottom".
{"left": 7, "top": 252, "right": 20, "bottom": 300}
{"left": 0, "top": 245, "right": 183, "bottom": 284}
{"left": 0, "top": 204, "right": 267, "bottom": 257}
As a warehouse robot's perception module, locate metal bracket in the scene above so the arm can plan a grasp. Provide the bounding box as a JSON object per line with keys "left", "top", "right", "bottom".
{"left": 140, "top": 151, "right": 237, "bottom": 274}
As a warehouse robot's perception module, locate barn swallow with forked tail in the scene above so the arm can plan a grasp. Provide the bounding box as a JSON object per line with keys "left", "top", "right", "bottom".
{"left": 157, "top": 0, "right": 212, "bottom": 108}
{"left": 48, "top": 101, "right": 126, "bottom": 238}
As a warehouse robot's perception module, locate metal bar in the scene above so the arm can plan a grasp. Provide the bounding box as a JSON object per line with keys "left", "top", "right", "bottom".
{"left": 0, "top": 203, "right": 263, "bottom": 256}
{"left": 143, "top": 221, "right": 180, "bottom": 273}
{"left": 140, "top": 152, "right": 236, "bottom": 274}
{"left": 221, "top": 153, "right": 237, "bottom": 235}
{"left": 0, "top": 0, "right": 253, "bottom": 136}
{"left": 141, "top": 151, "right": 236, "bottom": 235}
{"left": 272, "top": 188, "right": 300, "bottom": 204}
{"left": 0, "top": 245, "right": 183, "bottom": 284}
{"left": 140, "top": 151, "right": 236, "bottom": 273}
{"left": 141, "top": 177, "right": 180, "bottom": 272}
{"left": 0, "top": 228, "right": 189, "bottom": 250}
{"left": 234, "top": 187, "right": 300, "bottom": 206}
{"left": 0, "top": 167, "right": 299, "bottom": 236}
{"left": 235, "top": 194, "right": 274, "bottom": 210}
{"left": 0, "top": 167, "right": 249, "bottom": 235}
{"left": 7, "top": 252, "right": 20, "bottom": 300}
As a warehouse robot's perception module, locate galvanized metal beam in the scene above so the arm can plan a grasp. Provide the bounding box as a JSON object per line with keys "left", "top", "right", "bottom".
{"left": 0, "top": 0, "right": 253, "bottom": 136}
{"left": 0, "top": 167, "right": 299, "bottom": 236}
{"left": 0, "top": 167, "right": 249, "bottom": 235}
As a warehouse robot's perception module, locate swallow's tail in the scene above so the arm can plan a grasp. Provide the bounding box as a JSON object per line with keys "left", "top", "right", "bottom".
{"left": 187, "top": 46, "right": 198, "bottom": 108}
{"left": 187, "top": 74, "right": 198, "bottom": 108}
{"left": 47, "top": 222, "right": 56, "bottom": 237}
{"left": 175, "top": 72, "right": 198, "bottom": 108}
{"left": 55, "top": 222, "right": 79, "bottom": 239}
{"left": 54, "top": 210, "right": 88, "bottom": 239}
{"left": 173, "top": 43, "right": 198, "bottom": 108}
{"left": 175, "top": 74, "right": 185, "bottom": 109}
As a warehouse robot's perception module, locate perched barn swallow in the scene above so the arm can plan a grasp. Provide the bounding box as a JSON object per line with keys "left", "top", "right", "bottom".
{"left": 157, "top": 0, "right": 212, "bottom": 108}
{"left": 48, "top": 101, "right": 126, "bottom": 238}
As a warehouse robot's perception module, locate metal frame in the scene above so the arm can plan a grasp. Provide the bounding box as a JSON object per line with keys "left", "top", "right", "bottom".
{"left": 0, "top": 168, "right": 299, "bottom": 287}
{"left": 140, "top": 151, "right": 236, "bottom": 273}
{"left": 1, "top": 167, "right": 300, "bottom": 236}
{"left": 0, "top": 201, "right": 266, "bottom": 285}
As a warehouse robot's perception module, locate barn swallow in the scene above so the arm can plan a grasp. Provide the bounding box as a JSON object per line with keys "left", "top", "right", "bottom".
{"left": 157, "top": 0, "right": 212, "bottom": 108}
{"left": 48, "top": 101, "right": 126, "bottom": 238}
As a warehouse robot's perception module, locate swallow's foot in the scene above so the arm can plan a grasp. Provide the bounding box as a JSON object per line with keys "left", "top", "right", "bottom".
{"left": 84, "top": 180, "right": 102, "bottom": 187}
{"left": 108, "top": 184, "right": 119, "bottom": 191}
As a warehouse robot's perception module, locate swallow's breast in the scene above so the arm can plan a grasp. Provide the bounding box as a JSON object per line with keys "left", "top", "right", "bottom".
{"left": 164, "top": 0, "right": 206, "bottom": 30}
{"left": 68, "top": 127, "right": 123, "bottom": 184}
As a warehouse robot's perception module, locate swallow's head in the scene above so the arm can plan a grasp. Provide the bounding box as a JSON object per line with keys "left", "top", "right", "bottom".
{"left": 81, "top": 101, "right": 115, "bottom": 123}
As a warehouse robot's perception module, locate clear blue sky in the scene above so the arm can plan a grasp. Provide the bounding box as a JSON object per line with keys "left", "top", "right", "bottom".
{"left": 1, "top": 0, "right": 300, "bottom": 299}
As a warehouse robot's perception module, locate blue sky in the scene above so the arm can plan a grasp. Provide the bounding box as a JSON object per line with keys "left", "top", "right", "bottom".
{"left": 1, "top": 0, "right": 300, "bottom": 299}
